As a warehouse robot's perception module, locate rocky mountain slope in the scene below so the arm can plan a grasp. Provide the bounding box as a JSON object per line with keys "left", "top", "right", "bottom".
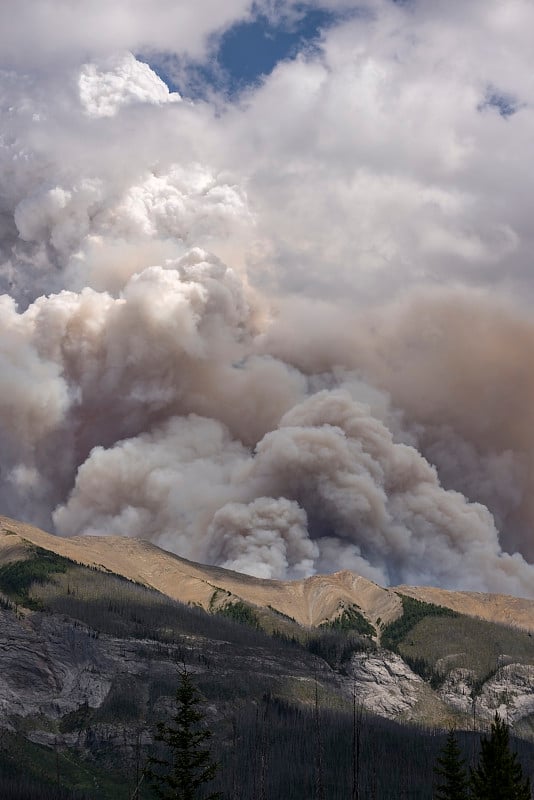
{"left": 0, "top": 515, "right": 532, "bottom": 797}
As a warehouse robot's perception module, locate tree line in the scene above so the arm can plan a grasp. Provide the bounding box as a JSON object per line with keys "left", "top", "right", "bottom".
{"left": 146, "top": 669, "right": 533, "bottom": 800}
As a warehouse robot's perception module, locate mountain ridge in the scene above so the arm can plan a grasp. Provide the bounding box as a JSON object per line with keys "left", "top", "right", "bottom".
{"left": 2, "top": 514, "right": 533, "bottom": 634}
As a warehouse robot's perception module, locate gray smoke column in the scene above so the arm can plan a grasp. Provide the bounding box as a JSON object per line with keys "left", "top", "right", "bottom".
{"left": 52, "top": 382, "right": 534, "bottom": 594}
{"left": 1, "top": 35, "right": 534, "bottom": 596}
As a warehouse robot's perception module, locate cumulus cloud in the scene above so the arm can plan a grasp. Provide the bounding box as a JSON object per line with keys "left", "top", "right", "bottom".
{"left": 0, "top": 59, "right": 253, "bottom": 304}
{"left": 78, "top": 53, "right": 181, "bottom": 118}
{"left": 220, "top": 0, "right": 534, "bottom": 300}
{"left": 1, "top": 2, "right": 534, "bottom": 596}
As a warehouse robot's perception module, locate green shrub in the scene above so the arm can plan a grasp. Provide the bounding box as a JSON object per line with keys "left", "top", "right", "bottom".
{"left": 306, "top": 630, "right": 374, "bottom": 668}
{"left": 216, "top": 600, "right": 261, "bottom": 629}
{"left": 401, "top": 654, "right": 445, "bottom": 688}
{"left": 267, "top": 605, "right": 297, "bottom": 623}
{"left": 320, "top": 604, "right": 376, "bottom": 637}
{"left": 0, "top": 547, "right": 72, "bottom": 608}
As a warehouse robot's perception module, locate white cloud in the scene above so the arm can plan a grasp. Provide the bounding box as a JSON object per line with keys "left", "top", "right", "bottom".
{"left": 79, "top": 53, "right": 181, "bottom": 118}
{"left": 208, "top": 0, "right": 534, "bottom": 299}
{"left": 0, "top": 0, "right": 255, "bottom": 68}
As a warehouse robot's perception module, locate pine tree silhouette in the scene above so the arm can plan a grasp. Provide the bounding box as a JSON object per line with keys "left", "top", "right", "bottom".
{"left": 471, "top": 713, "right": 531, "bottom": 800}
{"left": 145, "top": 668, "right": 221, "bottom": 800}
{"left": 433, "top": 729, "right": 469, "bottom": 800}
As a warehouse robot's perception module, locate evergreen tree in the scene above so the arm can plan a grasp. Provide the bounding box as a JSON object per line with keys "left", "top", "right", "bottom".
{"left": 433, "top": 729, "right": 469, "bottom": 800}
{"left": 471, "top": 713, "right": 531, "bottom": 800}
{"left": 145, "top": 668, "right": 221, "bottom": 800}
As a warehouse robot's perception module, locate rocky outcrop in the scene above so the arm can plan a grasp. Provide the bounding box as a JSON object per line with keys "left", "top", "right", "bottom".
{"left": 439, "top": 663, "right": 534, "bottom": 725}
{"left": 346, "top": 651, "right": 425, "bottom": 717}
{"left": 0, "top": 609, "right": 122, "bottom": 724}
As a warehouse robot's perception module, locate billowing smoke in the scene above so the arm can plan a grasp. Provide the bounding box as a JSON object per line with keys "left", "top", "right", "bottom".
{"left": 2, "top": 3, "right": 534, "bottom": 596}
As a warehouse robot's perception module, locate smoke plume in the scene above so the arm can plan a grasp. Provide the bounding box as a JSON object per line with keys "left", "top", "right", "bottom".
{"left": 2, "top": 4, "right": 534, "bottom": 596}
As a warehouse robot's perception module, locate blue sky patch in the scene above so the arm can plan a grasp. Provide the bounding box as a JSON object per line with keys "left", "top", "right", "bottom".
{"left": 217, "top": 7, "right": 335, "bottom": 89}
{"left": 479, "top": 88, "right": 520, "bottom": 119}
{"left": 142, "top": 6, "right": 344, "bottom": 100}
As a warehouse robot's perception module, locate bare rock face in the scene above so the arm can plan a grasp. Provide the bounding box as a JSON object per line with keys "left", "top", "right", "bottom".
{"left": 439, "top": 663, "right": 534, "bottom": 725}
{"left": 480, "top": 664, "right": 534, "bottom": 723}
{"left": 343, "top": 651, "right": 534, "bottom": 733}
{"left": 346, "top": 651, "right": 425, "bottom": 718}
{"left": 1, "top": 599, "right": 531, "bottom": 744}
{"left": 0, "top": 610, "right": 115, "bottom": 723}
{"left": 439, "top": 668, "right": 475, "bottom": 718}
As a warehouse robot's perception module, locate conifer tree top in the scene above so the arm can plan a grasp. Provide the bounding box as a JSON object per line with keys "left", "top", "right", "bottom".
{"left": 470, "top": 713, "right": 531, "bottom": 800}
{"left": 434, "top": 729, "right": 469, "bottom": 800}
{"left": 145, "top": 668, "right": 221, "bottom": 800}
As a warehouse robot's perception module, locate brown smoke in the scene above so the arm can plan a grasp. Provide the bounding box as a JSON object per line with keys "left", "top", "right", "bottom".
{"left": 264, "top": 289, "right": 534, "bottom": 562}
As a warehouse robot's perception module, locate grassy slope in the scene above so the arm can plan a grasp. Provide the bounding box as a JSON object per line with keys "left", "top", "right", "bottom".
{"left": 397, "top": 614, "right": 534, "bottom": 681}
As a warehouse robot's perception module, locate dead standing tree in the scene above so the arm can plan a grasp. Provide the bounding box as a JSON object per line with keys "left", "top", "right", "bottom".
{"left": 314, "top": 680, "right": 325, "bottom": 800}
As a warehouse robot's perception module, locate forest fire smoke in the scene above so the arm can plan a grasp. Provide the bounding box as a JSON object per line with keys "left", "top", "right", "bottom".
{"left": 1, "top": 14, "right": 534, "bottom": 596}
